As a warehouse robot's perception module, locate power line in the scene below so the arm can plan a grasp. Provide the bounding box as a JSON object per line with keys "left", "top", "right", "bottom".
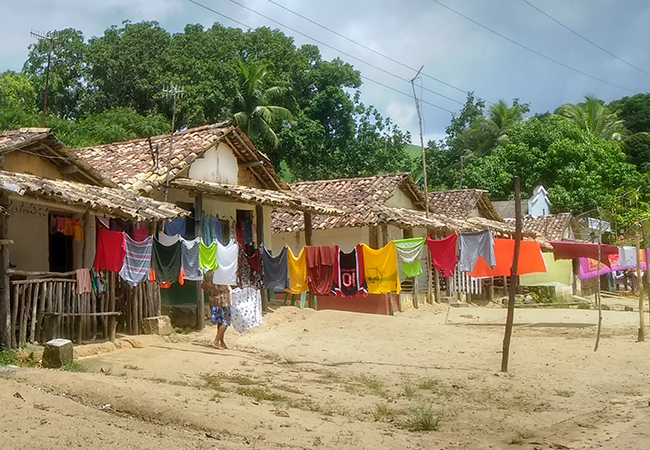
{"left": 521, "top": 0, "right": 650, "bottom": 79}
{"left": 186, "top": 0, "right": 460, "bottom": 112}
{"left": 263, "top": 0, "right": 491, "bottom": 104}
{"left": 214, "top": 0, "right": 464, "bottom": 105}
{"left": 430, "top": 0, "right": 637, "bottom": 94}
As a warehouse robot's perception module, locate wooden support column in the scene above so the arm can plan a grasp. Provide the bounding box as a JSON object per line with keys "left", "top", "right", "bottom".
{"left": 369, "top": 225, "right": 379, "bottom": 249}
{"left": 434, "top": 268, "right": 441, "bottom": 303}
{"left": 195, "top": 193, "right": 204, "bottom": 330}
{"left": 381, "top": 224, "right": 389, "bottom": 247}
{"left": 257, "top": 205, "right": 269, "bottom": 311}
{"left": 304, "top": 211, "right": 313, "bottom": 246}
{"left": 0, "top": 192, "right": 10, "bottom": 348}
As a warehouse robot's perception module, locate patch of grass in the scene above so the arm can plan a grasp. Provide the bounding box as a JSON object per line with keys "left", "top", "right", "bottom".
{"left": 19, "top": 352, "right": 39, "bottom": 368}
{"left": 237, "top": 386, "right": 288, "bottom": 403}
{"left": 403, "top": 382, "right": 417, "bottom": 399}
{"left": 577, "top": 303, "right": 591, "bottom": 310}
{"left": 507, "top": 429, "right": 535, "bottom": 445}
{"left": 554, "top": 389, "right": 574, "bottom": 398}
{"left": 61, "top": 360, "right": 86, "bottom": 372}
{"left": 222, "top": 373, "right": 257, "bottom": 386}
{"left": 201, "top": 373, "right": 223, "bottom": 391}
{"left": 372, "top": 402, "right": 395, "bottom": 422}
{"left": 417, "top": 377, "right": 440, "bottom": 392}
{"left": 0, "top": 348, "right": 17, "bottom": 366}
{"left": 123, "top": 364, "right": 142, "bottom": 371}
{"left": 348, "top": 374, "right": 389, "bottom": 398}
{"left": 404, "top": 404, "right": 442, "bottom": 432}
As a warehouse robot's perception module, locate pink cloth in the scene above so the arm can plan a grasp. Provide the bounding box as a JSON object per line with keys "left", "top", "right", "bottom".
{"left": 550, "top": 241, "right": 618, "bottom": 267}
{"left": 93, "top": 228, "right": 126, "bottom": 272}
{"left": 75, "top": 269, "right": 92, "bottom": 295}
{"left": 132, "top": 225, "right": 149, "bottom": 242}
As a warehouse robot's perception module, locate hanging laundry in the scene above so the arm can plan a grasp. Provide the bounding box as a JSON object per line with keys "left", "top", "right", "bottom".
{"left": 56, "top": 216, "right": 65, "bottom": 233}
{"left": 133, "top": 223, "right": 149, "bottom": 242}
{"left": 286, "top": 247, "right": 309, "bottom": 294}
{"left": 458, "top": 229, "right": 496, "bottom": 272}
{"left": 242, "top": 218, "right": 253, "bottom": 244}
{"left": 151, "top": 238, "right": 182, "bottom": 283}
{"left": 425, "top": 234, "right": 458, "bottom": 277}
{"left": 93, "top": 228, "right": 126, "bottom": 272}
{"left": 520, "top": 253, "right": 573, "bottom": 286}
{"left": 212, "top": 240, "right": 239, "bottom": 285}
{"left": 119, "top": 235, "right": 153, "bottom": 286}
{"left": 158, "top": 233, "right": 181, "bottom": 247}
{"left": 361, "top": 242, "right": 400, "bottom": 294}
{"left": 202, "top": 213, "right": 222, "bottom": 245}
{"left": 468, "top": 239, "right": 547, "bottom": 278}
{"left": 393, "top": 237, "right": 426, "bottom": 278}
{"left": 618, "top": 246, "right": 638, "bottom": 268}
{"left": 165, "top": 217, "right": 186, "bottom": 237}
{"left": 305, "top": 245, "right": 338, "bottom": 296}
{"left": 75, "top": 269, "right": 93, "bottom": 295}
{"left": 72, "top": 219, "right": 83, "bottom": 241}
{"left": 550, "top": 241, "right": 618, "bottom": 266}
{"left": 181, "top": 238, "right": 203, "bottom": 281}
{"left": 261, "top": 245, "right": 290, "bottom": 290}
{"left": 199, "top": 241, "right": 218, "bottom": 271}
{"left": 334, "top": 246, "right": 367, "bottom": 298}
{"left": 238, "top": 246, "right": 264, "bottom": 289}
{"left": 63, "top": 218, "right": 75, "bottom": 236}
{"left": 230, "top": 287, "right": 263, "bottom": 333}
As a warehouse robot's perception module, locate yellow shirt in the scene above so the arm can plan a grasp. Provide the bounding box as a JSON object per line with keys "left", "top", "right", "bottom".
{"left": 286, "top": 247, "right": 308, "bottom": 294}
{"left": 361, "top": 242, "right": 401, "bottom": 294}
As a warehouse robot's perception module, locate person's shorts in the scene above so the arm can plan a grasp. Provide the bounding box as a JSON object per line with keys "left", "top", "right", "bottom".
{"left": 211, "top": 306, "right": 232, "bottom": 326}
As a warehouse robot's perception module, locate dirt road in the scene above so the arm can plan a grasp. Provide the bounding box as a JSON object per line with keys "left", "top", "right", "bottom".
{"left": 2, "top": 303, "right": 650, "bottom": 449}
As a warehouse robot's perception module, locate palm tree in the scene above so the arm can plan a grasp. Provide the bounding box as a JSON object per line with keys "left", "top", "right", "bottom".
{"left": 554, "top": 95, "right": 627, "bottom": 141}
{"left": 230, "top": 61, "right": 292, "bottom": 148}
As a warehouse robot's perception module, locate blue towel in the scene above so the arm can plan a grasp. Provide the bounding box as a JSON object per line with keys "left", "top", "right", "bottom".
{"left": 165, "top": 217, "right": 186, "bottom": 237}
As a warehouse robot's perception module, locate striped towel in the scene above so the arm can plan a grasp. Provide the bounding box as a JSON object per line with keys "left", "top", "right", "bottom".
{"left": 119, "top": 235, "right": 153, "bottom": 286}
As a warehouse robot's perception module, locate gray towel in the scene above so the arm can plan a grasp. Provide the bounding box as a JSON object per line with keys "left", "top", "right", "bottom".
{"left": 458, "top": 229, "right": 496, "bottom": 272}
{"left": 261, "top": 245, "right": 290, "bottom": 290}
{"left": 182, "top": 238, "right": 202, "bottom": 281}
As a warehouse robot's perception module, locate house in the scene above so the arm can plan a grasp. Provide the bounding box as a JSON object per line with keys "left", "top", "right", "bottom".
{"left": 427, "top": 188, "right": 503, "bottom": 221}
{"left": 74, "top": 123, "right": 340, "bottom": 324}
{"left": 492, "top": 185, "right": 552, "bottom": 220}
{"left": 0, "top": 128, "right": 187, "bottom": 349}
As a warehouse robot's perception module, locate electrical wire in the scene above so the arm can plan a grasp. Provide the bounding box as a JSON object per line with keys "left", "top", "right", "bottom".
{"left": 361, "top": 75, "right": 454, "bottom": 114}
{"left": 263, "top": 0, "right": 491, "bottom": 104}
{"left": 186, "top": 0, "right": 460, "bottom": 112}
{"left": 521, "top": 0, "right": 650, "bottom": 79}
{"left": 431, "top": 0, "right": 637, "bottom": 94}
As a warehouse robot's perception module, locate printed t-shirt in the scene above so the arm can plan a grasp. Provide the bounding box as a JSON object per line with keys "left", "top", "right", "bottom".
{"left": 425, "top": 234, "right": 458, "bottom": 277}
{"left": 199, "top": 241, "right": 218, "bottom": 271}
{"left": 305, "top": 245, "right": 338, "bottom": 296}
{"left": 286, "top": 247, "right": 308, "bottom": 294}
{"left": 361, "top": 242, "right": 401, "bottom": 294}
{"left": 93, "top": 228, "right": 126, "bottom": 272}
{"left": 334, "top": 247, "right": 366, "bottom": 298}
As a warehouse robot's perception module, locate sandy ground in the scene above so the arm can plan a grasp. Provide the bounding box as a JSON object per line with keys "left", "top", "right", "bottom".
{"left": 3, "top": 302, "right": 650, "bottom": 450}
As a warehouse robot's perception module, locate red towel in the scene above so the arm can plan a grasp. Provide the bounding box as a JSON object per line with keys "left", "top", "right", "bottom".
{"left": 305, "top": 245, "right": 338, "bottom": 296}
{"left": 93, "top": 228, "right": 126, "bottom": 272}
{"left": 426, "top": 235, "right": 458, "bottom": 277}
{"left": 550, "top": 241, "right": 618, "bottom": 266}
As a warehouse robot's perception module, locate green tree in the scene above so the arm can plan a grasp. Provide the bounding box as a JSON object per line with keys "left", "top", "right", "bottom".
{"left": 0, "top": 71, "right": 40, "bottom": 130}
{"left": 554, "top": 95, "right": 627, "bottom": 141}
{"left": 608, "top": 93, "right": 650, "bottom": 172}
{"left": 230, "top": 60, "right": 292, "bottom": 148}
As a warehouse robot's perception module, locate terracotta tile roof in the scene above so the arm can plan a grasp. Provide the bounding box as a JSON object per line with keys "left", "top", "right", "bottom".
{"left": 427, "top": 189, "right": 502, "bottom": 221}
{"left": 0, "top": 128, "right": 116, "bottom": 188}
{"left": 0, "top": 170, "right": 187, "bottom": 221}
{"left": 505, "top": 213, "right": 573, "bottom": 241}
{"left": 171, "top": 179, "right": 343, "bottom": 215}
{"left": 272, "top": 173, "right": 426, "bottom": 232}
{"left": 73, "top": 123, "right": 288, "bottom": 194}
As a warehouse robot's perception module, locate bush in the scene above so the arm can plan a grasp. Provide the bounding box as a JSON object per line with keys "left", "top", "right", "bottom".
{"left": 0, "top": 348, "right": 17, "bottom": 366}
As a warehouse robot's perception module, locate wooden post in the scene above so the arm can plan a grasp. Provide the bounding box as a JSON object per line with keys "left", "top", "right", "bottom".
{"left": 108, "top": 272, "right": 116, "bottom": 342}
{"left": 641, "top": 223, "right": 650, "bottom": 335}
{"left": 304, "top": 211, "right": 313, "bottom": 246}
{"left": 381, "top": 224, "right": 389, "bottom": 247}
{"left": 501, "top": 176, "right": 522, "bottom": 373}
{"left": 195, "top": 194, "right": 205, "bottom": 330}
{"left": 426, "top": 249, "right": 433, "bottom": 304}
{"left": 434, "top": 269, "right": 441, "bottom": 303}
{"left": 369, "top": 225, "right": 379, "bottom": 249}
{"left": 637, "top": 230, "right": 645, "bottom": 342}
{"left": 0, "top": 191, "right": 11, "bottom": 348}
{"left": 257, "top": 205, "right": 269, "bottom": 312}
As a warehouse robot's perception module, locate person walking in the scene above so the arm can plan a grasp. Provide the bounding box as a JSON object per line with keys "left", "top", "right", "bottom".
{"left": 201, "top": 270, "right": 232, "bottom": 349}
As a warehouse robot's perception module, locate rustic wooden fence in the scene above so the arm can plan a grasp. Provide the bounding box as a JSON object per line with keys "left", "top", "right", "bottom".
{"left": 7, "top": 270, "right": 161, "bottom": 349}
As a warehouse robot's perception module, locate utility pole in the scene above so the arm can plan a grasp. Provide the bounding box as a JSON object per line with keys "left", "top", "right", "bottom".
{"left": 30, "top": 30, "right": 57, "bottom": 127}
{"left": 162, "top": 83, "right": 184, "bottom": 202}
{"left": 410, "top": 66, "right": 429, "bottom": 217}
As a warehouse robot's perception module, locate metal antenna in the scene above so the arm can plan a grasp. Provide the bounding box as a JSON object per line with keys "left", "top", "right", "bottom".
{"left": 30, "top": 30, "right": 58, "bottom": 127}
{"left": 162, "top": 83, "right": 184, "bottom": 202}
{"left": 410, "top": 66, "right": 429, "bottom": 217}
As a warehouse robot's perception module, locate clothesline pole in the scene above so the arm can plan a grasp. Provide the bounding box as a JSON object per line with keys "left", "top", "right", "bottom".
{"left": 641, "top": 222, "right": 650, "bottom": 334}
{"left": 636, "top": 228, "right": 645, "bottom": 342}
{"left": 501, "top": 176, "right": 522, "bottom": 373}
{"left": 594, "top": 229, "right": 603, "bottom": 351}
{"left": 257, "top": 205, "right": 269, "bottom": 311}
{"left": 0, "top": 191, "right": 10, "bottom": 349}
{"left": 195, "top": 193, "right": 205, "bottom": 330}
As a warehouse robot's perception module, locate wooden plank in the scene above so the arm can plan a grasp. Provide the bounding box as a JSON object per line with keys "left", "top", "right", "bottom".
{"left": 7, "top": 269, "right": 77, "bottom": 277}
{"left": 19, "top": 284, "right": 31, "bottom": 347}
{"left": 109, "top": 272, "right": 116, "bottom": 342}
{"left": 37, "top": 282, "right": 47, "bottom": 344}
{"left": 29, "top": 282, "right": 40, "bottom": 343}
{"left": 10, "top": 284, "right": 19, "bottom": 349}
{"left": 0, "top": 193, "right": 10, "bottom": 349}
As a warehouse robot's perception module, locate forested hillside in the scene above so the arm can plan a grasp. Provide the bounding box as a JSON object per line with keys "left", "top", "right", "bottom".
{"left": 1, "top": 21, "right": 649, "bottom": 226}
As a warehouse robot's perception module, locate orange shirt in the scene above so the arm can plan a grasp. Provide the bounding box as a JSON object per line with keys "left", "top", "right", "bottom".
{"left": 468, "top": 239, "right": 546, "bottom": 278}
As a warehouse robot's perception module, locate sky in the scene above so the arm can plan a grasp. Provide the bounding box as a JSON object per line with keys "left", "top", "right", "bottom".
{"left": 1, "top": 0, "right": 649, "bottom": 144}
